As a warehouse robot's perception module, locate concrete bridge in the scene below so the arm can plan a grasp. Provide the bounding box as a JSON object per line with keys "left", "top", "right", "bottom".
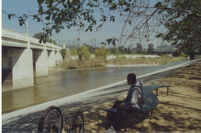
{"left": 2, "top": 28, "right": 63, "bottom": 90}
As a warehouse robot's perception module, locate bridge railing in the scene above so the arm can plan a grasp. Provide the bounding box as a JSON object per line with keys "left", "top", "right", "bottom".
{"left": 2, "top": 28, "right": 27, "bottom": 42}
{"left": 2, "top": 28, "right": 62, "bottom": 50}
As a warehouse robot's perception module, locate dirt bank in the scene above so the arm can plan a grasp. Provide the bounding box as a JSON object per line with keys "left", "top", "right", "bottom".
{"left": 82, "top": 62, "right": 201, "bottom": 132}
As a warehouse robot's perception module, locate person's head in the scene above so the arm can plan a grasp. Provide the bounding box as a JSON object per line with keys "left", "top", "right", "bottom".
{"left": 127, "top": 73, "right": 136, "bottom": 85}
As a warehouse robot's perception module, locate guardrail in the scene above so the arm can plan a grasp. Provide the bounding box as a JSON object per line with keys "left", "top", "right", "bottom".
{"left": 2, "top": 28, "right": 62, "bottom": 50}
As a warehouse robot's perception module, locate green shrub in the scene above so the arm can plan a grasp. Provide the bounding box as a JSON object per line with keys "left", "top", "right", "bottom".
{"left": 60, "top": 49, "right": 66, "bottom": 60}
{"left": 70, "top": 48, "right": 78, "bottom": 55}
{"left": 78, "top": 45, "right": 91, "bottom": 60}
{"left": 94, "top": 46, "right": 107, "bottom": 59}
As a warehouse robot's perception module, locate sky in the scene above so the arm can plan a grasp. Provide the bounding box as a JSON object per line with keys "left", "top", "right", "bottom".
{"left": 2, "top": 0, "right": 166, "bottom": 48}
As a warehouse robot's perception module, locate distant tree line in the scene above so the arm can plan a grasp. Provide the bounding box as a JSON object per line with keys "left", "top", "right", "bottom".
{"left": 69, "top": 42, "right": 162, "bottom": 57}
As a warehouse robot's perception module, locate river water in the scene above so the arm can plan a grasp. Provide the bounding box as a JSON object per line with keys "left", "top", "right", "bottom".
{"left": 2, "top": 60, "right": 187, "bottom": 113}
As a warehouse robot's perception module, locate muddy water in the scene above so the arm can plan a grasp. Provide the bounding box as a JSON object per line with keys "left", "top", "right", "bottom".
{"left": 2, "top": 60, "right": 187, "bottom": 113}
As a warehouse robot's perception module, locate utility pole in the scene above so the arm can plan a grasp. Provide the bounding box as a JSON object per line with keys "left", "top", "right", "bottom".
{"left": 69, "top": 40, "right": 71, "bottom": 48}
{"left": 25, "top": 16, "right": 30, "bottom": 48}
{"left": 91, "top": 38, "right": 93, "bottom": 47}
{"left": 77, "top": 29, "right": 80, "bottom": 48}
{"left": 95, "top": 38, "right": 96, "bottom": 48}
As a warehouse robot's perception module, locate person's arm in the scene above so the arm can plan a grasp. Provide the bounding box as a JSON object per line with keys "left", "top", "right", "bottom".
{"left": 122, "top": 88, "right": 131, "bottom": 105}
{"left": 130, "top": 87, "right": 141, "bottom": 109}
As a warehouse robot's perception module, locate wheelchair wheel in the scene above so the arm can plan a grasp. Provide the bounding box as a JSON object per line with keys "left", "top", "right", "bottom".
{"left": 38, "top": 106, "right": 63, "bottom": 133}
{"left": 71, "top": 111, "right": 84, "bottom": 133}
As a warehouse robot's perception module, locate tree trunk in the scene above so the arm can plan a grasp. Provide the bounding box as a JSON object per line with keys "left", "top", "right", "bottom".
{"left": 78, "top": 54, "right": 82, "bottom": 61}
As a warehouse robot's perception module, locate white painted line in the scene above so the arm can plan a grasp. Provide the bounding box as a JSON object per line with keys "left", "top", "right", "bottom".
{"left": 2, "top": 59, "right": 200, "bottom": 124}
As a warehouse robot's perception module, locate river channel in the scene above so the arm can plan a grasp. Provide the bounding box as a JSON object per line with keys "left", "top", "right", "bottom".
{"left": 2, "top": 60, "right": 187, "bottom": 113}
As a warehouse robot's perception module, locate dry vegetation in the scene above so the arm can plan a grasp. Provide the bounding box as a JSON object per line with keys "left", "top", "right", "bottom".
{"left": 57, "top": 58, "right": 106, "bottom": 70}
{"left": 108, "top": 55, "right": 187, "bottom": 65}
{"left": 57, "top": 55, "right": 187, "bottom": 70}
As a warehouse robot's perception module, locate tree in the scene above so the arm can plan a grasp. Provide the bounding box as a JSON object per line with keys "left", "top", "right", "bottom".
{"left": 78, "top": 45, "right": 91, "bottom": 60}
{"left": 60, "top": 49, "right": 66, "bottom": 60}
{"left": 83, "top": 43, "right": 96, "bottom": 54}
{"left": 94, "top": 46, "right": 107, "bottom": 59}
{"left": 6, "top": 0, "right": 201, "bottom": 52}
{"left": 147, "top": 43, "right": 154, "bottom": 54}
{"left": 155, "top": 0, "right": 201, "bottom": 59}
{"left": 108, "top": 47, "right": 120, "bottom": 55}
{"left": 5, "top": 0, "right": 162, "bottom": 44}
{"left": 33, "top": 32, "right": 57, "bottom": 45}
{"left": 136, "top": 43, "right": 142, "bottom": 53}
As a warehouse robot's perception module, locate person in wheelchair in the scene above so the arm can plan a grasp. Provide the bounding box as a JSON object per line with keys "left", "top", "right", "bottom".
{"left": 107, "top": 73, "right": 144, "bottom": 130}
{"left": 113, "top": 73, "right": 144, "bottom": 113}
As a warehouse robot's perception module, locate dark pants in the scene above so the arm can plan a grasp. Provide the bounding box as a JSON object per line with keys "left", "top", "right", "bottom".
{"left": 113, "top": 100, "right": 140, "bottom": 114}
{"left": 108, "top": 101, "right": 141, "bottom": 130}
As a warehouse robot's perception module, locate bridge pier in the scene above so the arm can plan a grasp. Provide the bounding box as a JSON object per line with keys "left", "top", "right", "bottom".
{"left": 12, "top": 48, "right": 34, "bottom": 89}
{"left": 33, "top": 49, "right": 49, "bottom": 77}
{"left": 2, "top": 28, "right": 64, "bottom": 90}
{"left": 48, "top": 50, "right": 56, "bottom": 68}
{"left": 55, "top": 50, "right": 63, "bottom": 65}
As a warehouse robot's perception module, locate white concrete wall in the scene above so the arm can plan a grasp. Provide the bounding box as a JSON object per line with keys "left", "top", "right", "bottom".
{"left": 35, "top": 49, "right": 48, "bottom": 76}
{"left": 106, "top": 54, "right": 160, "bottom": 60}
{"left": 12, "top": 48, "right": 34, "bottom": 89}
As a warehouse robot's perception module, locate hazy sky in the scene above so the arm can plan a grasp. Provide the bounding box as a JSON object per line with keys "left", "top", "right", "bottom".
{"left": 2, "top": 0, "right": 166, "bottom": 48}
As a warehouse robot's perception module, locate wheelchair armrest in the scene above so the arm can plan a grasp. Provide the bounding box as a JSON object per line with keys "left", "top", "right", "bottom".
{"left": 104, "top": 108, "right": 118, "bottom": 113}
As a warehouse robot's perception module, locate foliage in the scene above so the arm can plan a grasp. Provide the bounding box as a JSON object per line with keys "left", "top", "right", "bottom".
{"left": 94, "top": 46, "right": 107, "bottom": 59}
{"left": 107, "top": 45, "right": 136, "bottom": 55}
{"left": 33, "top": 32, "right": 57, "bottom": 45}
{"left": 78, "top": 45, "right": 91, "bottom": 60}
{"left": 83, "top": 43, "right": 96, "bottom": 54}
{"left": 31, "top": 0, "right": 141, "bottom": 42}
{"left": 6, "top": 0, "right": 157, "bottom": 44}
{"left": 6, "top": 0, "right": 201, "bottom": 50}
{"left": 60, "top": 49, "right": 66, "bottom": 60}
{"left": 155, "top": 0, "right": 201, "bottom": 59}
{"left": 107, "top": 47, "right": 120, "bottom": 54}
{"left": 103, "top": 38, "right": 119, "bottom": 47}
{"left": 70, "top": 48, "right": 78, "bottom": 55}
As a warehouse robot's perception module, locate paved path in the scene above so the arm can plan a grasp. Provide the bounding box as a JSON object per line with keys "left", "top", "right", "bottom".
{"left": 2, "top": 59, "right": 200, "bottom": 132}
